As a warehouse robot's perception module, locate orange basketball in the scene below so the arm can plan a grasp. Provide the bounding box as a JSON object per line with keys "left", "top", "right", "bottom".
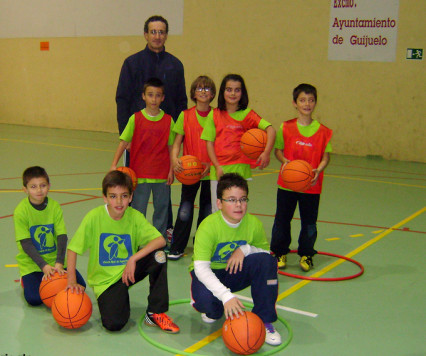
{"left": 280, "top": 160, "right": 314, "bottom": 192}
{"left": 52, "top": 289, "right": 92, "bottom": 329}
{"left": 240, "top": 129, "right": 267, "bottom": 160}
{"left": 175, "top": 155, "right": 204, "bottom": 185}
{"left": 39, "top": 272, "right": 68, "bottom": 308}
{"left": 117, "top": 166, "right": 138, "bottom": 190}
{"left": 222, "top": 311, "right": 266, "bottom": 355}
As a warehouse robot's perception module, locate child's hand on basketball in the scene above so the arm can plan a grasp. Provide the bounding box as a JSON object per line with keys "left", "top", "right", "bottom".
{"left": 311, "top": 169, "right": 320, "bottom": 186}
{"left": 173, "top": 158, "right": 184, "bottom": 173}
{"left": 201, "top": 163, "right": 210, "bottom": 179}
{"left": 54, "top": 263, "right": 66, "bottom": 276}
{"left": 122, "top": 256, "right": 136, "bottom": 286}
{"left": 66, "top": 282, "right": 85, "bottom": 294}
{"left": 42, "top": 264, "right": 57, "bottom": 280}
{"left": 256, "top": 152, "right": 270, "bottom": 169}
{"left": 226, "top": 248, "right": 244, "bottom": 274}
{"left": 224, "top": 297, "right": 245, "bottom": 320}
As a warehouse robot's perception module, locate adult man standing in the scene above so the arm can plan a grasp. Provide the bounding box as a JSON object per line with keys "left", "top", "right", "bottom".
{"left": 116, "top": 15, "right": 187, "bottom": 238}
{"left": 116, "top": 15, "right": 187, "bottom": 135}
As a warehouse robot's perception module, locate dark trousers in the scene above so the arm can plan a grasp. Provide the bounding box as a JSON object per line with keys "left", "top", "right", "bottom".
{"left": 22, "top": 269, "right": 86, "bottom": 306}
{"left": 97, "top": 250, "right": 168, "bottom": 331}
{"left": 190, "top": 253, "right": 278, "bottom": 323}
{"left": 170, "top": 180, "right": 211, "bottom": 253}
{"left": 271, "top": 188, "right": 320, "bottom": 257}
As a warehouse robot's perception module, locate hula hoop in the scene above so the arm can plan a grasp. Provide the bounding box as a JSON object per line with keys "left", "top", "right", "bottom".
{"left": 278, "top": 250, "right": 364, "bottom": 281}
{"left": 138, "top": 299, "right": 293, "bottom": 355}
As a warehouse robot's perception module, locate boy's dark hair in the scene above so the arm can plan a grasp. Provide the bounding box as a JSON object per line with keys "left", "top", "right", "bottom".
{"left": 190, "top": 75, "right": 216, "bottom": 103}
{"left": 143, "top": 77, "right": 165, "bottom": 94}
{"left": 217, "top": 173, "right": 248, "bottom": 199}
{"left": 144, "top": 15, "right": 169, "bottom": 34}
{"left": 217, "top": 74, "right": 249, "bottom": 111}
{"left": 293, "top": 83, "right": 317, "bottom": 102}
{"left": 102, "top": 171, "right": 133, "bottom": 196}
{"left": 22, "top": 166, "right": 49, "bottom": 187}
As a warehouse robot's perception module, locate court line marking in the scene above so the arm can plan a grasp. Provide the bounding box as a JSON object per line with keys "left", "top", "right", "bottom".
{"left": 181, "top": 329, "right": 223, "bottom": 354}
{"left": 277, "top": 206, "right": 425, "bottom": 301}
{"left": 235, "top": 294, "right": 317, "bottom": 318}
{"left": 0, "top": 138, "right": 115, "bottom": 152}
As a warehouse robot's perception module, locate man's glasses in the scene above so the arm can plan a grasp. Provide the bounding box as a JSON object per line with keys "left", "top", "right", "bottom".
{"left": 195, "top": 87, "right": 212, "bottom": 92}
{"left": 148, "top": 30, "right": 166, "bottom": 36}
{"left": 221, "top": 198, "right": 249, "bottom": 204}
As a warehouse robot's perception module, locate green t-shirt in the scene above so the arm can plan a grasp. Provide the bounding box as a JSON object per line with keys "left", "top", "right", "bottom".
{"left": 120, "top": 109, "right": 175, "bottom": 183}
{"left": 274, "top": 120, "right": 332, "bottom": 152}
{"left": 201, "top": 108, "right": 272, "bottom": 180}
{"left": 14, "top": 197, "right": 67, "bottom": 277}
{"left": 189, "top": 211, "right": 269, "bottom": 271}
{"left": 68, "top": 205, "right": 161, "bottom": 298}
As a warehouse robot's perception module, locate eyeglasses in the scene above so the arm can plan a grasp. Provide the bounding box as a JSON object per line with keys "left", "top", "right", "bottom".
{"left": 148, "top": 30, "right": 166, "bottom": 36}
{"left": 195, "top": 87, "right": 212, "bottom": 92}
{"left": 221, "top": 197, "right": 249, "bottom": 204}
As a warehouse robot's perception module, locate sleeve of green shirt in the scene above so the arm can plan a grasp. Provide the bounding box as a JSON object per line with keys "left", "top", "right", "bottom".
{"left": 274, "top": 123, "right": 284, "bottom": 150}
{"left": 258, "top": 118, "right": 272, "bottom": 131}
{"left": 168, "top": 120, "right": 176, "bottom": 145}
{"left": 200, "top": 115, "right": 216, "bottom": 142}
{"left": 68, "top": 211, "right": 93, "bottom": 255}
{"left": 172, "top": 112, "right": 185, "bottom": 136}
{"left": 14, "top": 206, "right": 30, "bottom": 242}
{"left": 119, "top": 114, "right": 136, "bottom": 142}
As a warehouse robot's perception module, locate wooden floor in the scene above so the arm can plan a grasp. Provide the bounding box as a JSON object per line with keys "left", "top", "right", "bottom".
{"left": 1, "top": 123, "right": 425, "bottom": 356}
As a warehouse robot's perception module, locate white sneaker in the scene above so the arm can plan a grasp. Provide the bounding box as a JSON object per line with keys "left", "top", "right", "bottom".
{"left": 167, "top": 251, "right": 183, "bottom": 261}
{"left": 201, "top": 313, "right": 217, "bottom": 324}
{"left": 264, "top": 322, "right": 282, "bottom": 346}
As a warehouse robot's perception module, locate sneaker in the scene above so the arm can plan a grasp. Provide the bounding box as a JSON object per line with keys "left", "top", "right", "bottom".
{"left": 144, "top": 313, "right": 180, "bottom": 334}
{"left": 166, "top": 228, "right": 173, "bottom": 243}
{"left": 300, "top": 256, "right": 313, "bottom": 272}
{"left": 264, "top": 322, "right": 282, "bottom": 346}
{"left": 167, "top": 251, "right": 184, "bottom": 261}
{"left": 201, "top": 313, "right": 217, "bottom": 324}
{"left": 277, "top": 255, "right": 287, "bottom": 269}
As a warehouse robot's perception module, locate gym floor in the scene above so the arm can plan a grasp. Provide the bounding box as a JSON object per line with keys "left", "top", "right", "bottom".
{"left": 1, "top": 123, "right": 425, "bottom": 356}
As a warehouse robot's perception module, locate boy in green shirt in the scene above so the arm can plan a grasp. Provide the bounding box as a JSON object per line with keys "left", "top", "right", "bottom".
{"left": 14, "top": 166, "right": 85, "bottom": 306}
{"left": 190, "top": 173, "right": 281, "bottom": 346}
{"left": 66, "top": 170, "right": 179, "bottom": 333}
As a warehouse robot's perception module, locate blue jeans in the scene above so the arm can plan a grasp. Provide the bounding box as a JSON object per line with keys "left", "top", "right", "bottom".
{"left": 132, "top": 182, "right": 170, "bottom": 239}
{"left": 22, "top": 269, "right": 86, "bottom": 306}
{"left": 271, "top": 189, "right": 320, "bottom": 257}
{"left": 190, "top": 253, "right": 278, "bottom": 323}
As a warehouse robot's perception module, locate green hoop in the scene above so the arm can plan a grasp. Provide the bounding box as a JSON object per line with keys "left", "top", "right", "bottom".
{"left": 138, "top": 298, "right": 293, "bottom": 355}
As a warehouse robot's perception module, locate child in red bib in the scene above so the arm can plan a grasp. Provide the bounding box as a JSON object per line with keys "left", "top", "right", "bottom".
{"left": 271, "top": 84, "right": 333, "bottom": 272}
{"left": 167, "top": 76, "right": 216, "bottom": 261}
{"left": 111, "top": 78, "right": 175, "bottom": 240}
{"left": 201, "top": 74, "right": 276, "bottom": 212}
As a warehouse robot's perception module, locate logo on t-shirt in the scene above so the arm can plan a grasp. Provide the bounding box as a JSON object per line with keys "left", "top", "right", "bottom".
{"left": 99, "top": 233, "right": 132, "bottom": 266}
{"left": 30, "top": 224, "right": 56, "bottom": 255}
{"left": 211, "top": 240, "right": 247, "bottom": 263}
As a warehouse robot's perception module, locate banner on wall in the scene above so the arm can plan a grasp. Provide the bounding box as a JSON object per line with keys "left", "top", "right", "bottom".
{"left": 328, "top": 0, "right": 399, "bottom": 62}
